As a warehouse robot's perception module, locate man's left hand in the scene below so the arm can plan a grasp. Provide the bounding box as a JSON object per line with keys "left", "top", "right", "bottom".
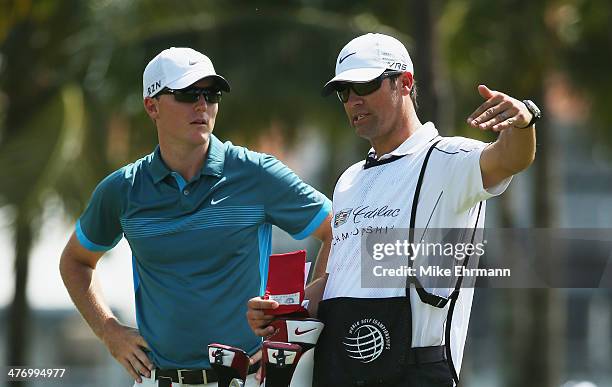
{"left": 467, "top": 85, "right": 533, "bottom": 131}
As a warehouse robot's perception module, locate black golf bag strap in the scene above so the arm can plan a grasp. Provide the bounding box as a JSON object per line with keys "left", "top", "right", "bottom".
{"left": 445, "top": 201, "right": 483, "bottom": 385}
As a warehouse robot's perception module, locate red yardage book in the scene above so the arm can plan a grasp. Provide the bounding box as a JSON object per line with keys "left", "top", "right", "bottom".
{"left": 264, "top": 250, "right": 308, "bottom": 316}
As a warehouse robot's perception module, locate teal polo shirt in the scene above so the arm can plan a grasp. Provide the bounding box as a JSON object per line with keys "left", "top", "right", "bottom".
{"left": 76, "top": 134, "right": 331, "bottom": 369}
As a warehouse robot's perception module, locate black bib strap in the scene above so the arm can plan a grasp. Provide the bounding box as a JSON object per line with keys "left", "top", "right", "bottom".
{"left": 406, "top": 139, "right": 472, "bottom": 309}
{"left": 445, "top": 201, "right": 483, "bottom": 385}
{"left": 415, "top": 286, "right": 458, "bottom": 308}
{"left": 405, "top": 138, "right": 485, "bottom": 385}
{"left": 406, "top": 139, "right": 445, "bottom": 305}
{"left": 408, "top": 140, "right": 442, "bottom": 242}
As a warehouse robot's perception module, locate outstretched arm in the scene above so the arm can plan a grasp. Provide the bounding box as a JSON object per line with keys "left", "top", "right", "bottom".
{"left": 467, "top": 84, "right": 537, "bottom": 189}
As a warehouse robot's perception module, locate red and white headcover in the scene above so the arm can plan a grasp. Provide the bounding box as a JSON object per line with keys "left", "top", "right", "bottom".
{"left": 267, "top": 318, "right": 324, "bottom": 346}
{"left": 208, "top": 343, "right": 249, "bottom": 381}
{"left": 262, "top": 341, "right": 302, "bottom": 366}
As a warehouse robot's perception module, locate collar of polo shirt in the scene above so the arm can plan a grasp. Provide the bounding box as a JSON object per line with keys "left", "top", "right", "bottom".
{"left": 150, "top": 134, "right": 226, "bottom": 184}
{"left": 367, "top": 122, "right": 439, "bottom": 161}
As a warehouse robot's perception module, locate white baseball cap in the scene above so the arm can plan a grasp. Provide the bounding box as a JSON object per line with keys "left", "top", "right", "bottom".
{"left": 322, "top": 33, "right": 414, "bottom": 96}
{"left": 142, "top": 47, "right": 231, "bottom": 99}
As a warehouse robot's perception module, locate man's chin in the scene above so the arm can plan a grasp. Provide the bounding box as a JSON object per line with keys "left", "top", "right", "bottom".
{"left": 354, "top": 125, "right": 375, "bottom": 140}
{"left": 198, "top": 127, "right": 213, "bottom": 139}
{"left": 186, "top": 130, "right": 213, "bottom": 147}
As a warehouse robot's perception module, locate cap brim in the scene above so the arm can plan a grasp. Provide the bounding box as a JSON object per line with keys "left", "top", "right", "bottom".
{"left": 321, "top": 68, "right": 385, "bottom": 96}
{"left": 168, "top": 71, "right": 231, "bottom": 92}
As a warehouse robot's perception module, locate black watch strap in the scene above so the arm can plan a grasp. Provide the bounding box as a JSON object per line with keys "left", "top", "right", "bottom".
{"left": 519, "top": 99, "right": 541, "bottom": 128}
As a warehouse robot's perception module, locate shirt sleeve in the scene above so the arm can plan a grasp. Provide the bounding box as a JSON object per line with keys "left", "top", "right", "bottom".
{"left": 444, "top": 140, "right": 512, "bottom": 213}
{"left": 259, "top": 154, "right": 331, "bottom": 240}
{"left": 76, "top": 169, "right": 125, "bottom": 252}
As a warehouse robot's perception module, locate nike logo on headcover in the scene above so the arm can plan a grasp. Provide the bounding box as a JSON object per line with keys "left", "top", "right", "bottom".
{"left": 210, "top": 196, "right": 230, "bottom": 205}
{"left": 189, "top": 60, "right": 199, "bottom": 65}
{"left": 295, "top": 327, "right": 316, "bottom": 336}
{"left": 339, "top": 52, "right": 357, "bottom": 64}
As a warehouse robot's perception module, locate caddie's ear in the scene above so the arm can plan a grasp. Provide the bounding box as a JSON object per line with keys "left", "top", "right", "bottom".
{"left": 401, "top": 72, "right": 414, "bottom": 93}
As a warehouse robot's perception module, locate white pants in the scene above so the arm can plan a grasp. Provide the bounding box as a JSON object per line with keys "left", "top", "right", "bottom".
{"left": 133, "top": 371, "right": 258, "bottom": 387}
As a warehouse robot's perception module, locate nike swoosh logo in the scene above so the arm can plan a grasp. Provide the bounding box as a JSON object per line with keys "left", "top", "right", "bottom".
{"left": 295, "top": 327, "right": 316, "bottom": 336}
{"left": 189, "top": 60, "right": 198, "bottom": 65}
{"left": 210, "top": 196, "right": 230, "bottom": 205}
{"left": 339, "top": 52, "right": 357, "bottom": 64}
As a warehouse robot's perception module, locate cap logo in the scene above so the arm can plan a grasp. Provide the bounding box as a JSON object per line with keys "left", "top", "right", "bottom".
{"left": 387, "top": 62, "right": 408, "bottom": 71}
{"left": 189, "top": 60, "right": 199, "bottom": 65}
{"left": 147, "top": 80, "right": 162, "bottom": 96}
{"left": 339, "top": 52, "right": 357, "bottom": 64}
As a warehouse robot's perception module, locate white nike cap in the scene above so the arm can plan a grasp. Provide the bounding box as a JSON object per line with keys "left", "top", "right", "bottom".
{"left": 322, "top": 33, "right": 414, "bottom": 96}
{"left": 142, "top": 47, "right": 231, "bottom": 99}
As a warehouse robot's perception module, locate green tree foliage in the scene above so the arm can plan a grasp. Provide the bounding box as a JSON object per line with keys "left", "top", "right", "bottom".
{"left": 0, "top": 0, "right": 91, "bottom": 377}
{"left": 559, "top": 0, "right": 612, "bottom": 143}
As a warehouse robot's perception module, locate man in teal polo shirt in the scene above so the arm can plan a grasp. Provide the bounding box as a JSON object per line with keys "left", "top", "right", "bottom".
{"left": 59, "top": 47, "right": 332, "bottom": 387}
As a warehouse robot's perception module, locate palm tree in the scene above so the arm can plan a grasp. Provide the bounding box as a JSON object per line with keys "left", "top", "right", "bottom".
{"left": 0, "top": 4, "right": 119, "bottom": 383}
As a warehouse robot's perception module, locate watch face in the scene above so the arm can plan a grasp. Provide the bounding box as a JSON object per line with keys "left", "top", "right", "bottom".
{"left": 525, "top": 100, "right": 542, "bottom": 118}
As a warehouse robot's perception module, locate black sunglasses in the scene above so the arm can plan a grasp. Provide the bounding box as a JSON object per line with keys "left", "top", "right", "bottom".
{"left": 156, "top": 87, "right": 222, "bottom": 104}
{"left": 335, "top": 71, "right": 403, "bottom": 103}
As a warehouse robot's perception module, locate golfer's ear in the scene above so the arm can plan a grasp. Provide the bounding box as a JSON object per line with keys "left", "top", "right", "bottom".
{"left": 144, "top": 97, "right": 159, "bottom": 120}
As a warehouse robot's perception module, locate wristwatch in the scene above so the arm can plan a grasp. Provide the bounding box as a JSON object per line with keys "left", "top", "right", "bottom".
{"left": 519, "top": 99, "right": 542, "bottom": 128}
